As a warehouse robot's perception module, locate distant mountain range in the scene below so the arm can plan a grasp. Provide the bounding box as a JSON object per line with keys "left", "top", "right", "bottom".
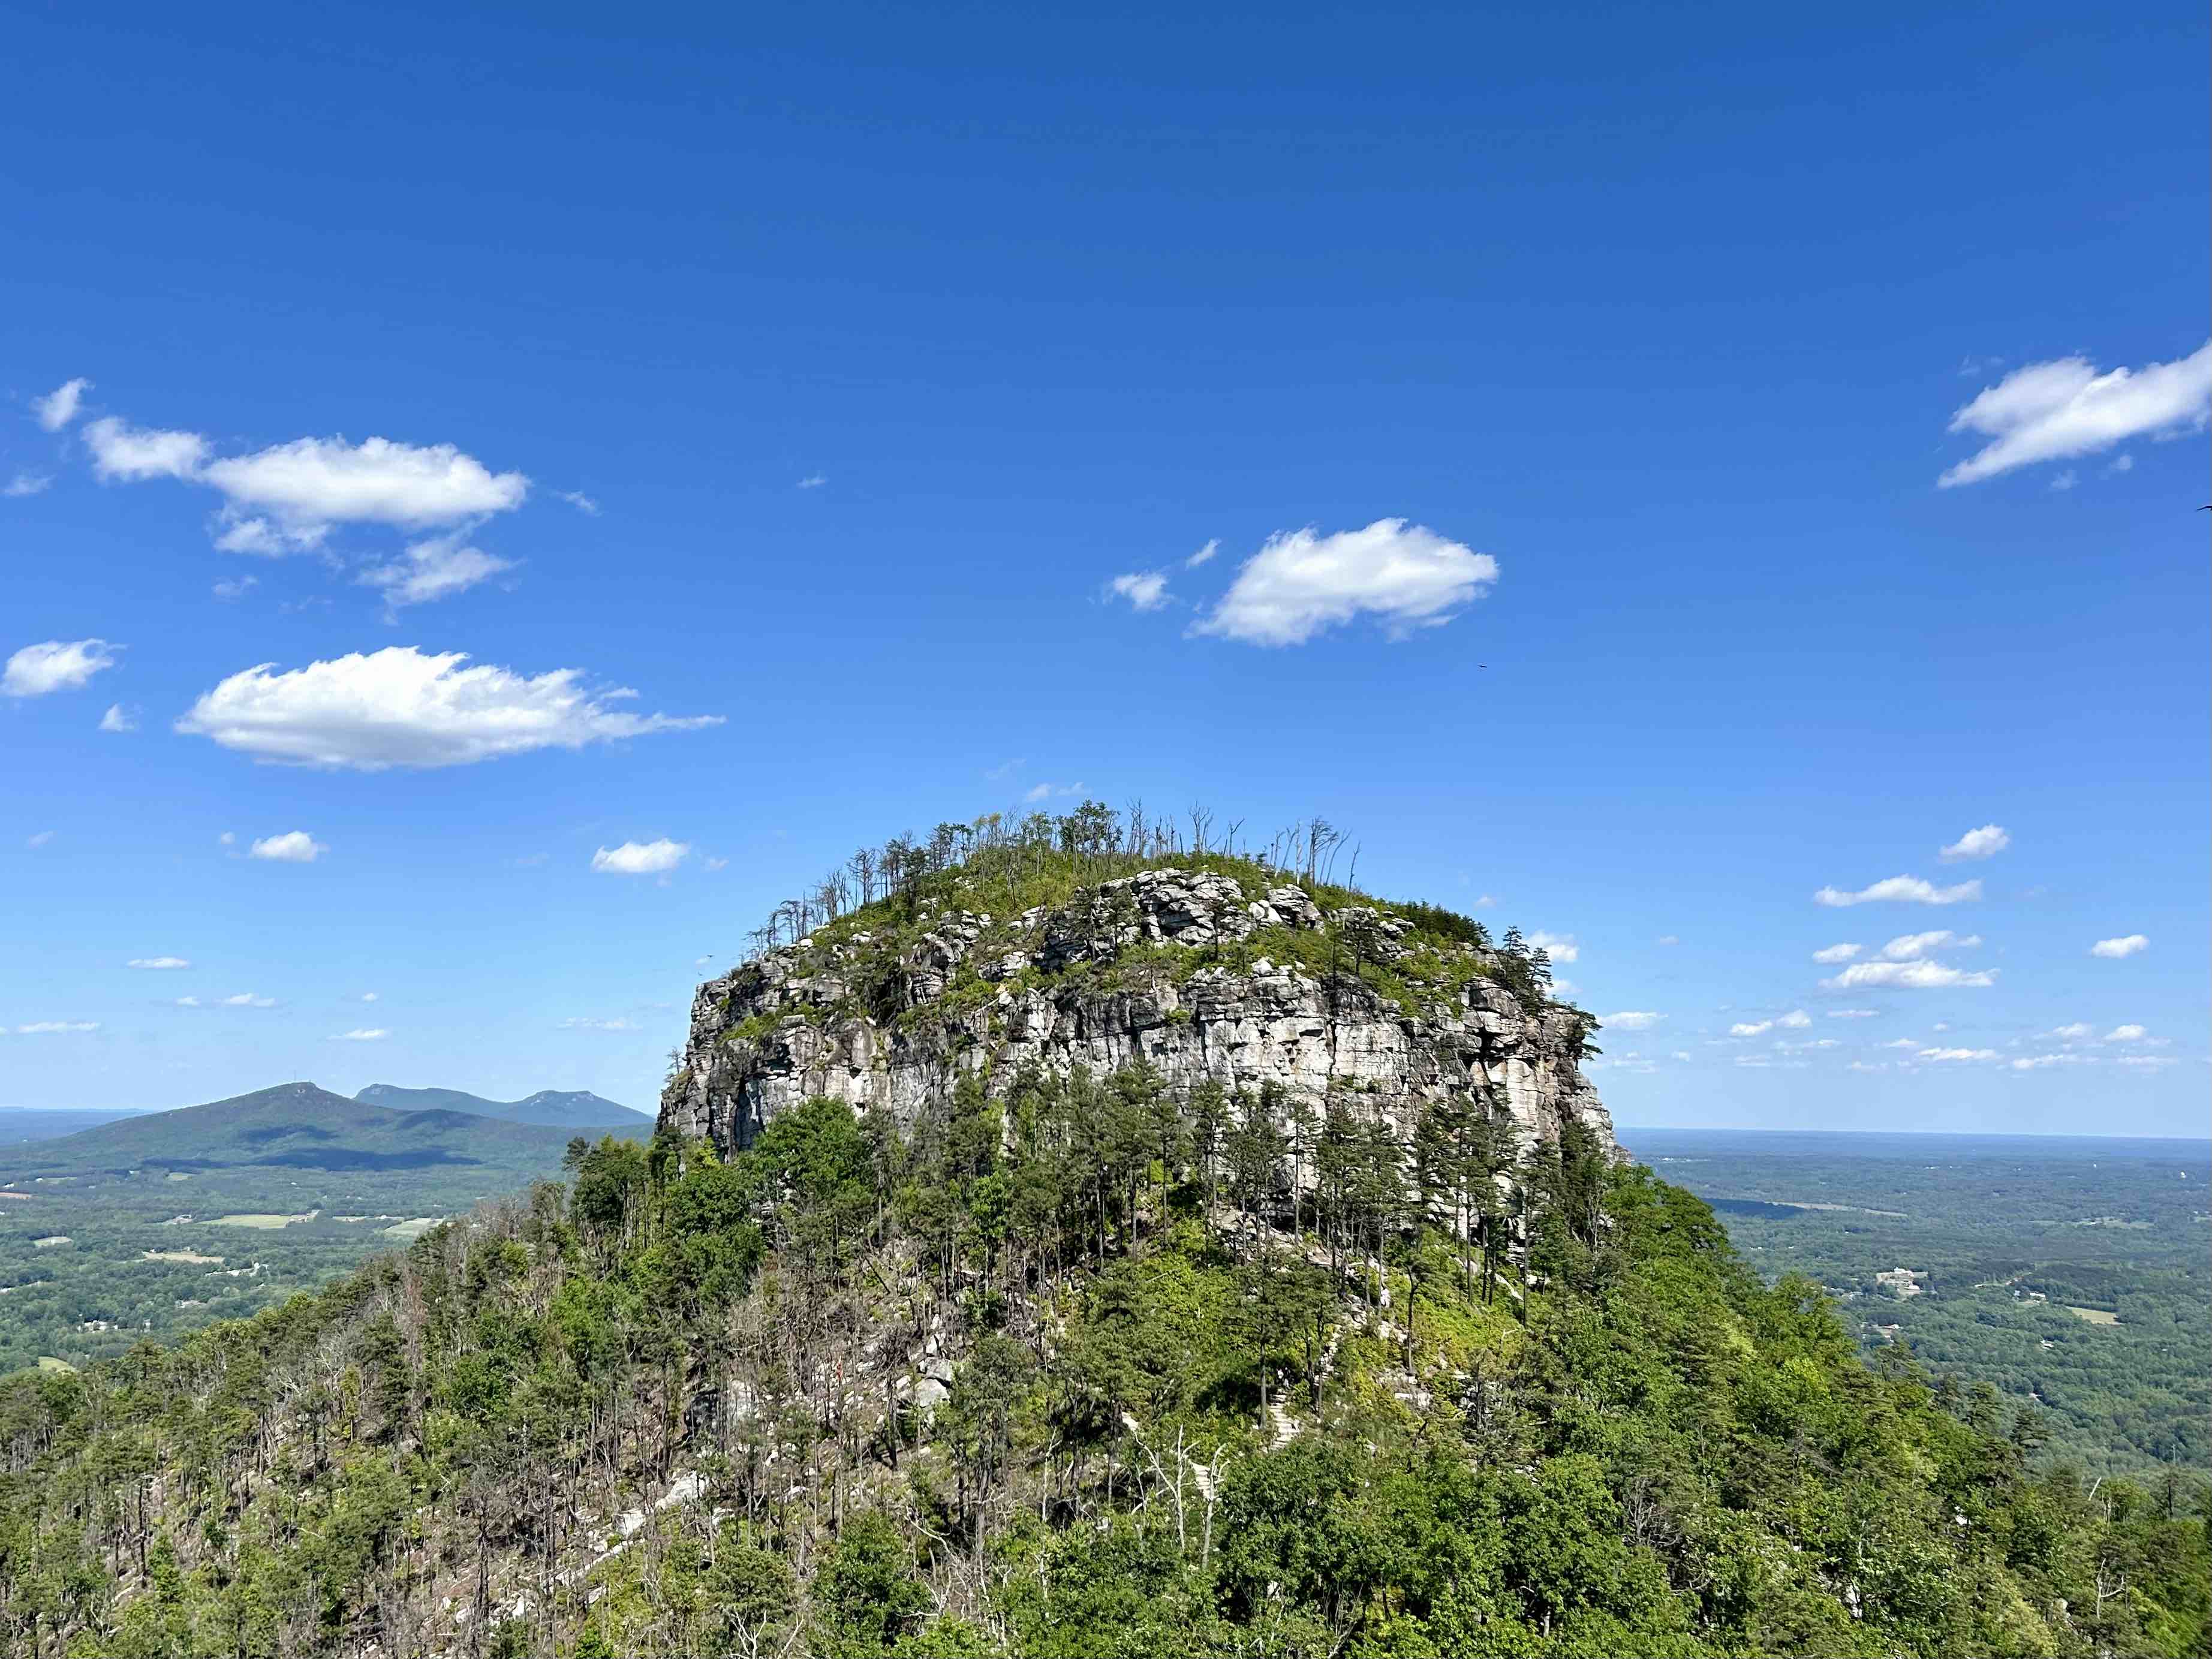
{"left": 353, "top": 1084, "right": 647, "bottom": 1129}
{"left": 0, "top": 1082, "right": 649, "bottom": 1181}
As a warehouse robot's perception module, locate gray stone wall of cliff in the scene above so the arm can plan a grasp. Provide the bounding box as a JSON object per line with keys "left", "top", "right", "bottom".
{"left": 660, "top": 866, "right": 1616, "bottom": 1164}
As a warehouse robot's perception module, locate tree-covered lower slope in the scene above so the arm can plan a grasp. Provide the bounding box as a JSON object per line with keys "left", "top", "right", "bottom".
{"left": 1, "top": 1068, "right": 2203, "bottom": 1658}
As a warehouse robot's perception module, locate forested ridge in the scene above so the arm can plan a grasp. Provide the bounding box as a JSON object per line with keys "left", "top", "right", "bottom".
{"left": 2, "top": 1061, "right": 2204, "bottom": 1658}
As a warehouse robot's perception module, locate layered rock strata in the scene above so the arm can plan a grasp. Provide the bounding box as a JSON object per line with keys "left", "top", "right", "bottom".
{"left": 660, "top": 866, "right": 1615, "bottom": 1162}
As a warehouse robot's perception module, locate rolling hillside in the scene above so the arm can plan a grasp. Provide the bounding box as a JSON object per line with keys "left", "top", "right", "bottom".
{"left": 0, "top": 1082, "right": 644, "bottom": 1181}
{"left": 353, "top": 1082, "right": 646, "bottom": 1128}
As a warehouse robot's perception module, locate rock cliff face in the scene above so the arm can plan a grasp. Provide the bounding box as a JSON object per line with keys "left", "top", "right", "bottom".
{"left": 660, "top": 865, "right": 1615, "bottom": 1163}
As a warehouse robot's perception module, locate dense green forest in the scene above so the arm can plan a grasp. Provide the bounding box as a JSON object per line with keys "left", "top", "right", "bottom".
{"left": 1633, "top": 1129, "right": 2211, "bottom": 1480}
{"left": 4, "top": 1067, "right": 2204, "bottom": 1658}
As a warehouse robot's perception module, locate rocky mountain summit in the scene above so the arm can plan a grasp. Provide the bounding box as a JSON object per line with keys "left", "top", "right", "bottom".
{"left": 662, "top": 860, "right": 1615, "bottom": 1164}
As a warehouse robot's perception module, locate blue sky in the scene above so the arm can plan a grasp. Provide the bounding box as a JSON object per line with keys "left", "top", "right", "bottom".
{"left": 4, "top": 1, "right": 2205, "bottom": 1134}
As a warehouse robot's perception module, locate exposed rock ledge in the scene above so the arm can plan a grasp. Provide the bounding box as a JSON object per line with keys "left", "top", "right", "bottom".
{"left": 660, "top": 866, "right": 1615, "bottom": 1164}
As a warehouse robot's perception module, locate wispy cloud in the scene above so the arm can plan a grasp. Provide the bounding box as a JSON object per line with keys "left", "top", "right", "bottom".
{"left": 330, "top": 1028, "right": 389, "bottom": 1041}
{"left": 16, "top": 1020, "right": 100, "bottom": 1034}
{"left": 1811, "top": 943, "right": 1861, "bottom": 964}
{"left": 98, "top": 703, "right": 138, "bottom": 733}
{"left": 1813, "top": 875, "right": 1981, "bottom": 907}
{"left": 1729, "top": 1011, "right": 1810, "bottom": 1037}
{"left": 360, "top": 529, "right": 517, "bottom": 610}
{"left": 559, "top": 1016, "right": 637, "bottom": 1031}
{"left": 1939, "top": 823, "right": 2009, "bottom": 860}
{"left": 796, "top": 474, "right": 827, "bottom": 490}
{"left": 1024, "top": 781, "right": 1087, "bottom": 803}
{"left": 1940, "top": 342, "right": 2211, "bottom": 486}
{"left": 1821, "top": 960, "right": 1996, "bottom": 990}
{"left": 1602, "top": 1010, "right": 1664, "bottom": 1031}
{"left": 1185, "top": 538, "right": 1220, "bottom": 568}
{"left": 1528, "top": 931, "right": 1578, "bottom": 963}
{"left": 1106, "top": 571, "right": 1170, "bottom": 612}
{"left": 558, "top": 490, "right": 600, "bottom": 515}
{"left": 4, "top": 638, "right": 121, "bottom": 698}
{"left": 33, "top": 378, "right": 92, "bottom": 432}
{"left": 4, "top": 472, "right": 51, "bottom": 497}
{"left": 1878, "top": 930, "right": 1979, "bottom": 961}
{"left": 2089, "top": 934, "right": 2148, "bottom": 959}
{"left": 127, "top": 956, "right": 190, "bottom": 969}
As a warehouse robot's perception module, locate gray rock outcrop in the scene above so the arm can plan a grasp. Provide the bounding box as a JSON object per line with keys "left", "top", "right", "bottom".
{"left": 660, "top": 866, "right": 1614, "bottom": 1165}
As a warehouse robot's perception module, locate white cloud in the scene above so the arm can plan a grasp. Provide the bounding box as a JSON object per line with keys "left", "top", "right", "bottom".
{"left": 558, "top": 490, "right": 600, "bottom": 515}
{"left": 1473, "top": 895, "right": 1498, "bottom": 909}
{"left": 4, "top": 638, "right": 120, "bottom": 697}
{"left": 1185, "top": 538, "right": 1220, "bottom": 568}
{"left": 1822, "top": 960, "right": 1997, "bottom": 990}
{"left": 1812, "top": 943, "right": 1862, "bottom": 964}
{"left": 2103, "top": 1023, "right": 2147, "bottom": 1043}
{"left": 1813, "top": 875, "right": 1981, "bottom": 907}
{"left": 2048, "top": 469, "right": 2077, "bottom": 492}
{"left": 249, "top": 830, "right": 326, "bottom": 863}
{"left": 218, "top": 832, "right": 236, "bottom": 846}
{"left": 5, "top": 472, "right": 51, "bottom": 496}
{"left": 1880, "top": 930, "right": 1979, "bottom": 961}
{"left": 176, "top": 646, "right": 720, "bottom": 770}
{"left": 1825, "top": 1008, "right": 1881, "bottom": 1019}
{"left": 98, "top": 703, "right": 137, "bottom": 733}
{"left": 1940, "top": 342, "right": 2212, "bottom": 486}
{"left": 1023, "top": 781, "right": 1086, "bottom": 802}
{"left": 1528, "top": 931, "right": 1578, "bottom": 963}
{"left": 2012, "top": 1052, "right": 2095, "bottom": 1071}
{"left": 2107, "top": 453, "right": 2134, "bottom": 474}
{"left": 219, "top": 993, "right": 277, "bottom": 1008}
{"left": 1602, "top": 1011, "right": 1664, "bottom": 1031}
{"left": 2089, "top": 934, "right": 2148, "bottom": 959}
{"left": 1919, "top": 1047, "right": 1999, "bottom": 1063}
{"left": 1777, "top": 1010, "right": 1811, "bottom": 1028}
{"left": 212, "top": 575, "right": 258, "bottom": 602}
{"left": 198, "top": 433, "right": 527, "bottom": 537}
{"left": 86, "top": 420, "right": 531, "bottom": 596}
{"left": 1193, "top": 518, "right": 1498, "bottom": 646}
{"left": 592, "top": 838, "right": 689, "bottom": 875}
{"left": 1940, "top": 824, "right": 2009, "bottom": 861}
{"left": 2114, "top": 1055, "right": 2176, "bottom": 1070}
{"left": 360, "top": 531, "right": 517, "bottom": 608}
{"left": 1882, "top": 1038, "right": 1922, "bottom": 1050}
{"left": 84, "top": 418, "right": 210, "bottom": 481}
{"left": 796, "top": 474, "right": 827, "bottom": 489}
{"left": 127, "top": 956, "right": 190, "bottom": 969}
{"left": 559, "top": 1016, "right": 637, "bottom": 1032}
{"left": 16, "top": 1020, "right": 99, "bottom": 1034}
{"left": 1655, "top": 934, "right": 1677, "bottom": 945}
{"left": 2044, "top": 1022, "right": 2093, "bottom": 1040}
{"left": 703, "top": 856, "right": 729, "bottom": 871}
{"left": 1106, "top": 571, "right": 1170, "bottom": 612}
{"left": 34, "top": 378, "right": 92, "bottom": 432}
{"left": 359, "top": 991, "right": 379, "bottom": 1002}
{"left": 1729, "top": 1019, "right": 1774, "bottom": 1038}
{"left": 330, "top": 1028, "right": 389, "bottom": 1041}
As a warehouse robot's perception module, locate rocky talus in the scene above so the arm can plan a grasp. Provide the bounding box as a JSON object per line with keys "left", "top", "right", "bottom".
{"left": 660, "top": 866, "right": 1615, "bottom": 1161}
